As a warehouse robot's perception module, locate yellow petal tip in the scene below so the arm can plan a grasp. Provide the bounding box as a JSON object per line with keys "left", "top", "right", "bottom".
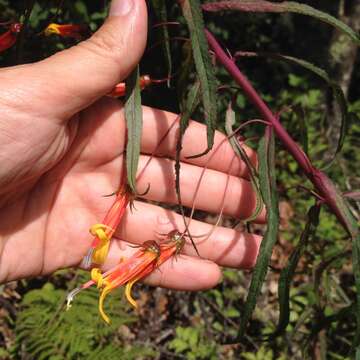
{"left": 125, "top": 280, "right": 139, "bottom": 309}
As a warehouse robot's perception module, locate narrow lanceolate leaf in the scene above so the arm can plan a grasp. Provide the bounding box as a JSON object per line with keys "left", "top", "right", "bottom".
{"left": 291, "top": 105, "right": 308, "bottom": 155}
{"left": 235, "top": 51, "right": 349, "bottom": 159}
{"left": 270, "top": 203, "right": 320, "bottom": 338}
{"left": 177, "top": 41, "right": 195, "bottom": 111}
{"left": 202, "top": 1, "right": 360, "bottom": 45}
{"left": 225, "top": 102, "right": 263, "bottom": 223}
{"left": 352, "top": 229, "right": 360, "bottom": 354}
{"left": 175, "top": 80, "right": 201, "bottom": 198}
{"left": 151, "top": 0, "right": 172, "bottom": 83}
{"left": 312, "top": 169, "right": 360, "bottom": 350}
{"left": 175, "top": 81, "right": 202, "bottom": 255}
{"left": 180, "top": 0, "right": 217, "bottom": 154}
{"left": 238, "top": 126, "right": 279, "bottom": 338}
{"left": 125, "top": 66, "right": 142, "bottom": 194}
{"left": 175, "top": 81, "right": 201, "bottom": 200}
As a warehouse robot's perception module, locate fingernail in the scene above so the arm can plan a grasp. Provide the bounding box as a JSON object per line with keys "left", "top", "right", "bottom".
{"left": 109, "top": 0, "right": 134, "bottom": 17}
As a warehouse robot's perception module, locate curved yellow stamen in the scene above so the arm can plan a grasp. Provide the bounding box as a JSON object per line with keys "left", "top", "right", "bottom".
{"left": 125, "top": 278, "right": 139, "bottom": 309}
{"left": 91, "top": 268, "right": 106, "bottom": 288}
{"left": 89, "top": 224, "right": 114, "bottom": 265}
{"left": 98, "top": 286, "right": 112, "bottom": 324}
{"left": 89, "top": 224, "right": 113, "bottom": 240}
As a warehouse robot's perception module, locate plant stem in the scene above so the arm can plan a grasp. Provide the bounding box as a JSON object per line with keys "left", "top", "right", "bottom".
{"left": 204, "top": 29, "right": 356, "bottom": 235}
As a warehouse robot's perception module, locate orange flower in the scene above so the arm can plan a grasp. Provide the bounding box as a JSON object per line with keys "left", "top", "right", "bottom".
{"left": 81, "top": 187, "right": 133, "bottom": 268}
{"left": 68, "top": 231, "right": 186, "bottom": 324}
{"left": 44, "top": 23, "right": 90, "bottom": 40}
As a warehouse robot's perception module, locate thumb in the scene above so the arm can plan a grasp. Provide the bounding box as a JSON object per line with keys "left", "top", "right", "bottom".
{"left": 24, "top": 0, "right": 147, "bottom": 121}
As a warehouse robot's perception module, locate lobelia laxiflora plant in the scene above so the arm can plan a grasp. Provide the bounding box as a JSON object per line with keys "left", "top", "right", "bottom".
{"left": 182, "top": 0, "right": 359, "bottom": 354}
{"left": 2, "top": 1, "right": 360, "bottom": 357}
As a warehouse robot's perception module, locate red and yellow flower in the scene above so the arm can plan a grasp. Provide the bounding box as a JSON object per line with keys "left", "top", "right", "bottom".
{"left": 44, "top": 23, "right": 90, "bottom": 40}
{"left": 81, "top": 186, "right": 133, "bottom": 268}
{"left": 68, "top": 231, "right": 185, "bottom": 324}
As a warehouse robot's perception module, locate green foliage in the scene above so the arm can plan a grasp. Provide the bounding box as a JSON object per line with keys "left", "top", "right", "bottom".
{"left": 168, "top": 326, "right": 218, "bottom": 359}
{"left": 125, "top": 66, "right": 143, "bottom": 194}
{"left": 242, "top": 346, "right": 286, "bottom": 360}
{"left": 0, "top": 1, "right": 359, "bottom": 359}
{"left": 239, "top": 127, "right": 279, "bottom": 338}
{"left": 180, "top": 0, "right": 218, "bottom": 153}
{"left": 12, "top": 272, "right": 154, "bottom": 359}
{"left": 151, "top": 0, "right": 172, "bottom": 80}
{"left": 274, "top": 203, "right": 320, "bottom": 337}
{"left": 202, "top": 1, "right": 360, "bottom": 45}
{"left": 236, "top": 50, "right": 350, "bottom": 160}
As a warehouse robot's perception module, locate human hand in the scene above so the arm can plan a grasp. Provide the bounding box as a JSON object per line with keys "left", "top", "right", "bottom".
{"left": 0, "top": 0, "right": 263, "bottom": 287}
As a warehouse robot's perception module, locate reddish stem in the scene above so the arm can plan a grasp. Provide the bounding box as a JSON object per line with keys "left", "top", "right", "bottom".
{"left": 205, "top": 29, "right": 312, "bottom": 175}
{"left": 204, "top": 29, "right": 352, "bottom": 232}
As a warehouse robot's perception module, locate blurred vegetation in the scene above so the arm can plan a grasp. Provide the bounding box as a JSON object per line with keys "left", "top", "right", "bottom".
{"left": 0, "top": 0, "right": 359, "bottom": 359}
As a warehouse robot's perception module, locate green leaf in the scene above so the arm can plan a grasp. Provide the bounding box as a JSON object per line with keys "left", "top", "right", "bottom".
{"left": 311, "top": 170, "right": 360, "bottom": 350}
{"left": 125, "top": 65, "right": 143, "bottom": 194}
{"left": 180, "top": 0, "right": 218, "bottom": 155}
{"left": 271, "top": 203, "right": 320, "bottom": 338}
{"left": 177, "top": 42, "right": 195, "bottom": 113}
{"left": 235, "top": 51, "right": 349, "bottom": 161}
{"left": 352, "top": 231, "right": 360, "bottom": 351}
{"left": 292, "top": 106, "right": 308, "bottom": 155}
{"left": 175, "top": 80, "right": 202, "bottom": 255}
{"left": 238, "top": 126, "right": 279, "bottom": 338}
{"left": 151, "top": 0, "right": 172, "bottom": 83}
{"left": 175, "top": 80, "right": 202, "bottom": 191}
{"left": 225, "top": 102, "right": 263, "bottom": 223}
{"left": 202, "top": 1, "right": 360, "bottom": 45}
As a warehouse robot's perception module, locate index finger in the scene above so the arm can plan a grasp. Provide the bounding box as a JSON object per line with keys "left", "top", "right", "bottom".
{"left": 140, "top": 106, "right": 257, "bottom": 180}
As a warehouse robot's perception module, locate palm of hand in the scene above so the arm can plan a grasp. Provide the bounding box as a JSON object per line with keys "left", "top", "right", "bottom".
{"left": 0, "top": 97, "right": 128, "bottom": 281}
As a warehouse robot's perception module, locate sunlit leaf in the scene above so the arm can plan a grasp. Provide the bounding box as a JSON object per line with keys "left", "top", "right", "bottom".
{"left": 175, "top": 80, "right": 201, "bottom": 255}
{"left": 203, "top": 1, "right": 360, "bottom": 45}
{"left": 225, "top": 102, "right": 263, "bottom": 223}
{"left": 271, "top": 203, "right": 320, "bottom": 338}
{"left": 238, "top": 126, "right": 279, "bottom": 338}
{"left": 235, "top": 51, "right": 349, "bottom": 161}
{"left": 124, "top": 65, "right": 142, "bottom": 194}
{"left": 180, "top": 0, "right": 217, "bottom": 155}
{"left": 151, "top": 0, "right": 172, "bottom": 83}
{"left": 311, "top": 170, "right": 360, "bottom": 350}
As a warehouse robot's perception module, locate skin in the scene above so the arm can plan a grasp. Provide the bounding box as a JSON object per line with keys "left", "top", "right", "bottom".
{"left": 0, "top": 0, "right": 263, "bottom": 289}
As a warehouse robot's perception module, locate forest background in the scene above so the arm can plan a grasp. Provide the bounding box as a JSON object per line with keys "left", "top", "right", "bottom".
{"left": 0, "top": 1, "right": 359, "bottom": 359}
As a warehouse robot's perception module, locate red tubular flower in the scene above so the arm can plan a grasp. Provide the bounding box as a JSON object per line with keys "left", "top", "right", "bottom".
{"left": 68, "top": 231, "right": 186, "bottom": 324}
{"left": 81, "top": 187, "right": 133, "bottom": 269}
{"left": 44, "top": 23, "right": 90, "bottom": 40}
{"left": 0, "top": 23, "right": 22, "bottom": 53}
